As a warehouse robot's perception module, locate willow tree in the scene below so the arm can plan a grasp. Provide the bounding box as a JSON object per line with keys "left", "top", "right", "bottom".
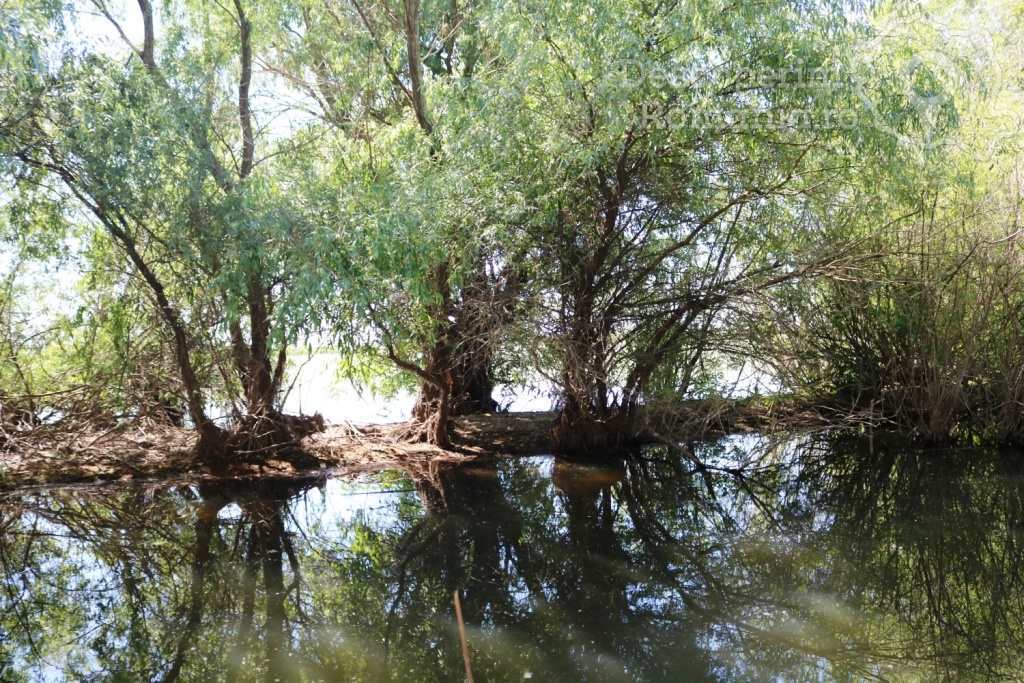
{"left": 0, "top": 0, "right": 323, "bottom": 452}
{"left": 480, "top": 0, "right": 895, "bottom": 453}
{"left": 269, "top": 0, "right": 524, "bottom": 446}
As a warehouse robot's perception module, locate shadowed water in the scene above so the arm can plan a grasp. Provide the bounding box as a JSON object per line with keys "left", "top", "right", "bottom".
{"left": 2, "top": 433, "right": 1024, "bottom": 682}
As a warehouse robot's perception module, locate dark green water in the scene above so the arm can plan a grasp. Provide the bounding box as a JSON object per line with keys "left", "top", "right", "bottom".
{"left": 2, "top": 433, "right": 1024, "bottom": 682}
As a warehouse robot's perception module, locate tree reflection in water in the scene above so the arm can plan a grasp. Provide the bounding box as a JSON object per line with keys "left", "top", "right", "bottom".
{"left": 1, "top": 435, "right": 1024, "bottom": 681}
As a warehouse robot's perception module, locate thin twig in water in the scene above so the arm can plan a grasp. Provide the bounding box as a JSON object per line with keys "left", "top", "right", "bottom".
{"left": 454, "top": 590, "right": 474, "bottom": 683}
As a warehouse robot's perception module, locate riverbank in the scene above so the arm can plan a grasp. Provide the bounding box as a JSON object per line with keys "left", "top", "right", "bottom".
{"left": 0, "top": 412, "right": 559, "bottom": 490}
{"left": 0, "top": 398, "right": 866, "bottom": 490}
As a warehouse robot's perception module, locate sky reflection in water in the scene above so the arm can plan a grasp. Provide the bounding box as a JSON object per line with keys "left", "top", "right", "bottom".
{"left": 1, "top": 433, "right": 1023, "bottom": 682}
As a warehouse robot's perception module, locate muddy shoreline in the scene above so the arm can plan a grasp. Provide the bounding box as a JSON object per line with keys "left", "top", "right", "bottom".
{"left": 0, "top": 412, "right": 561, "bottom": 491}
{"left": 0, "top": 399, "right": 865, "bottom": 491}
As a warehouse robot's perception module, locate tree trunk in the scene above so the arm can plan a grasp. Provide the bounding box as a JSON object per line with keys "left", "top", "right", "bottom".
{"left": 408, "top": 258, "right": 504, "bottom": 441}
{"left": 242, "top": 276, "right": 279, "bottom": 423}
{"left": 448, "top": 321, "right": 499, "bottom": 415}
{"left": 411, "top": 343, "right": 497, "bottom": 419}
{"left": 551, "top": 356, "right": 645, "bottom": 455}
{"left": 409, "top": 342, "right": 454, "bottom": 450}
{"left": 551, "top": 394, "right": 608, "bottom": 454}
{"left": 454, "top": 362, "right": 498, "bottom": 415}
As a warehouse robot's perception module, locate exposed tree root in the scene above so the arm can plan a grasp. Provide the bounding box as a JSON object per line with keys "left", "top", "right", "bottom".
{"left": 550, "top": 407, "right": 646, "bottom": 455}
{"left": 194, "top": 412, "right": 327, "bottom": 461}
{"left": 394, "top": 415, "right": 453, "bottom": 450}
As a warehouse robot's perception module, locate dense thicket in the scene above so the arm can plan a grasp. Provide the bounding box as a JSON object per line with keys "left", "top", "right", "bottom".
{"left": 755, "top": 1, "right": 1024, "bottom": 443}
{"left": 1, "top": 0, "right": 1022, "bottom": 455}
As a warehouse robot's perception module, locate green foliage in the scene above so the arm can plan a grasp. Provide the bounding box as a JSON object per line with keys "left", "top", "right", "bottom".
{"left": 755, "top": 0, "right": 1024, "bottom": 444}
{"left": 455, "top": 0, "right": 922, "bottom": 447}
{"left": 0, "top": 0, "right": 1022, "bottom": 447}
{"left": 0, "top": 0, "right": 343, "bottom": 427}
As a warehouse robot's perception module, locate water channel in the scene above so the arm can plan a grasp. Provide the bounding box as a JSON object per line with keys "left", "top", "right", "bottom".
{"left": 1, "top": 433, "right": 1022, "bottom": 682}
